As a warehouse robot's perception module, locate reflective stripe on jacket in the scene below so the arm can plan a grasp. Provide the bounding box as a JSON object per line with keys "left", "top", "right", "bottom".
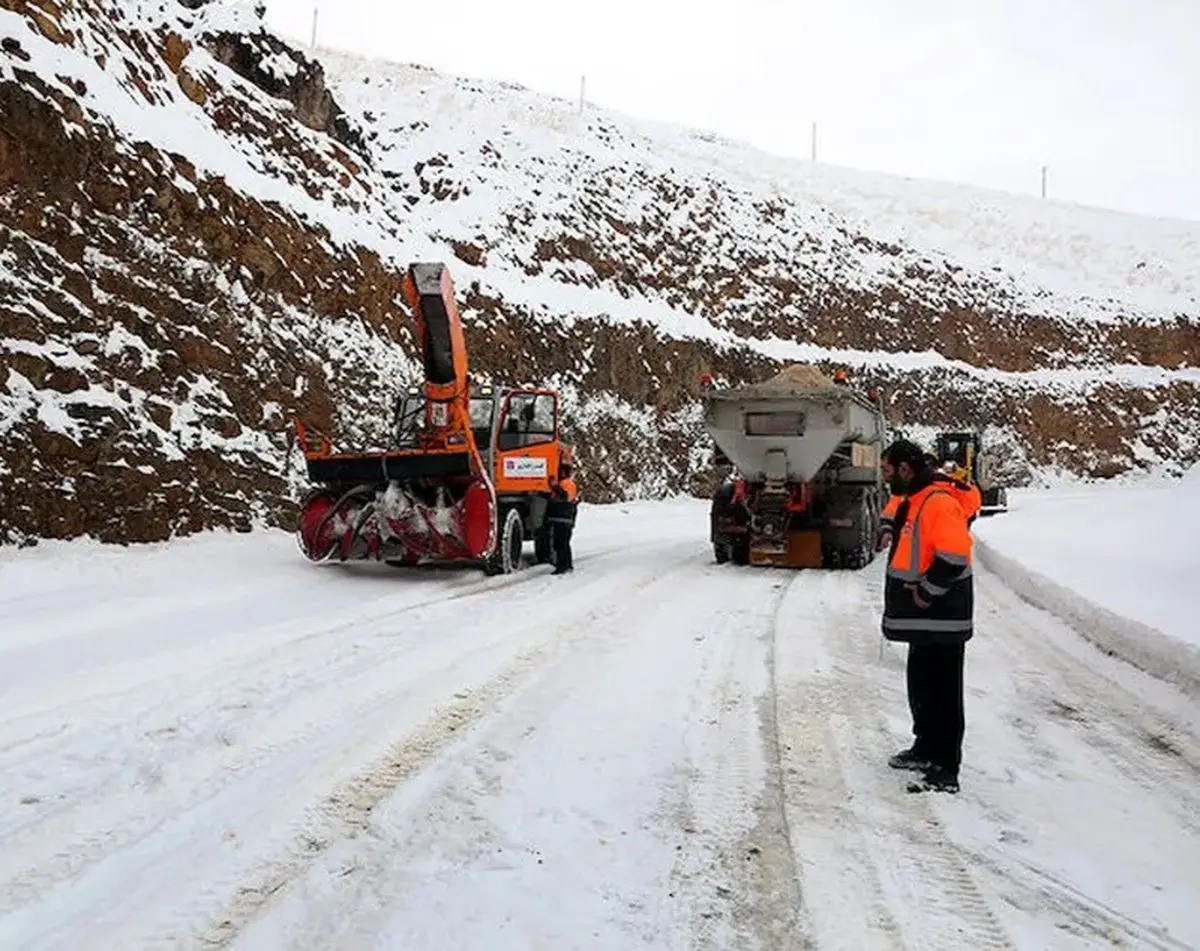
{"left": 882, "top": 481, "right": 974, "bottom": 644}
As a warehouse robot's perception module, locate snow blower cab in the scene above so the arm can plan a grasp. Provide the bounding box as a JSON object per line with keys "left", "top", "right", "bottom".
{"left": 293, "top": 262, "right": 571, "bottom": 574}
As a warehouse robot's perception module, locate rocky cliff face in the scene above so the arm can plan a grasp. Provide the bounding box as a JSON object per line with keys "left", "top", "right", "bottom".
{"left": 2, "top": 0, "right": 1197, "bottom": 546}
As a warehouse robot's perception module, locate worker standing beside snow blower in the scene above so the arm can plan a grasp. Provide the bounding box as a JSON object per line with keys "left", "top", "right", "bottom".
{"left": 547, "top": 462, "right": 578, "bottom": 574}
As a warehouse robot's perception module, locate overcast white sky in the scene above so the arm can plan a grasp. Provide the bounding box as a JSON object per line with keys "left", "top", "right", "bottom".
{"left": 261, "top": 0, "right": 1200, "bottom": 222}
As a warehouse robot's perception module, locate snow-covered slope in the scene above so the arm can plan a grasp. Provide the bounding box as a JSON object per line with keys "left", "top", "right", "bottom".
{"left": 2, "top": 0, "right": 1197, "bottom": 545}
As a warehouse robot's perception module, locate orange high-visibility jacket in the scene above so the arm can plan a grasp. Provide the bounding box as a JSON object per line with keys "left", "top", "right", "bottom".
{"left": 935, "top": 473, "right": 982, "bottom": 524}
{"left": 558, "top": 477, "right": 578, "bottom": 502}
{"left": 882, "top": 481, "right": 974, "bottom": 644}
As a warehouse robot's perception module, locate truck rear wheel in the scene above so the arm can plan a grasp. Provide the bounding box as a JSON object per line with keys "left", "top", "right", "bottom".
{"left": 824, "top": 497, "right": 874, "bottom": 569}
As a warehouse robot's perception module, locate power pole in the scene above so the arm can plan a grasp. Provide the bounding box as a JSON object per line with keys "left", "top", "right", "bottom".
{"left": 1041, "top": 164, "right": 1047, "bottom": 199}
{"left": 811, "top": 121, "right": 817, "bottom": 162}
{"left": 310, "top": 5, "right": 318, "bottom": 50}
{"left": 579, "top": 75, "right": 586, "bottom": 114}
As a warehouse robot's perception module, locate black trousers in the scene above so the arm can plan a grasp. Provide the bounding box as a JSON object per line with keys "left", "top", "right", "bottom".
{"left": 551, "top": 520, "right": 573, "bottom": 570}
{"left": 906, "top": 641, "right": 965, "bottom": 774}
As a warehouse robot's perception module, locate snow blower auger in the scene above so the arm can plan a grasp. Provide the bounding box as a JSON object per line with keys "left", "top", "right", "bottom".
{"left": 294, "top": 261, "right": 572, "bottom": 575}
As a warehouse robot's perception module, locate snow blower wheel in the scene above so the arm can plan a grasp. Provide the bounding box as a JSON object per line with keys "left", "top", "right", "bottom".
{"left": 485, "top": 507, "right": 524, "bottom": 575}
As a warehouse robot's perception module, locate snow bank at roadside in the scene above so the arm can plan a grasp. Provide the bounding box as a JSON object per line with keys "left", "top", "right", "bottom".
{"left": 974, "top": 471, "right": 1200, "bottom": 699}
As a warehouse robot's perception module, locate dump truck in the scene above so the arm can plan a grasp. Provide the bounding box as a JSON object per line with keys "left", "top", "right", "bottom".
{"left": 934, "top": 430, "right": 1008, "bottom": 515}
{"left": 703, "top": 365, "right": 889, "bottom": 569}
{"left": 293, "top": 261, "right": 572, "bottom": 575}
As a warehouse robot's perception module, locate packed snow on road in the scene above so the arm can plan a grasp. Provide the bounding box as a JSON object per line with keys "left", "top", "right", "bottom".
{"left": 1, "top": 492, "right": 1199, "bottom": 950}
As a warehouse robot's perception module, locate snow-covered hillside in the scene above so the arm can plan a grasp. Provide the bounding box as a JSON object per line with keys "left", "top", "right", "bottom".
{"left": 1, "top": 0, "right": 1198, "bottom": 545}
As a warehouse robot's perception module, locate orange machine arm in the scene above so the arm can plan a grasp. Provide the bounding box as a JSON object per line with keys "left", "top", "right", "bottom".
{"left": 401, "top": 262, "right": 472, "bottom": 438}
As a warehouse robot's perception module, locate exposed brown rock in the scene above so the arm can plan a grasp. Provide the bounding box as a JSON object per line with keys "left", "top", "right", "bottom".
{"left": 176, "top": 66, "right": 206, "bottom": 104}
{"left": 201, "top": 28, "right": 366, "bottom": 159}
{"left": 161, "top": 31, "right": 190, "bottom": 73}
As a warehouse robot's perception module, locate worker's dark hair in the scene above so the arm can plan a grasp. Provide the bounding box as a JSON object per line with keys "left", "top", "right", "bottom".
{"left": 881, "top": 439, "right": 930, "bottom": 471}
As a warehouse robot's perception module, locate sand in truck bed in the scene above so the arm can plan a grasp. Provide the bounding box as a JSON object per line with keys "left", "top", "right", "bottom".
{"left": 712, "top": 364, "right": 837, "bottom": 397}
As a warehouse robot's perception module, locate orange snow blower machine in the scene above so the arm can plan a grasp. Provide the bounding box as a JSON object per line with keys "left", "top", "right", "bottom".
{"left": 294, "top": 262, "right": 572, "bottom": 575}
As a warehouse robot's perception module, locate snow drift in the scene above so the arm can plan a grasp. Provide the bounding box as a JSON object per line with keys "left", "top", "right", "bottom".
{"left": 975, "top": 473, "right": 1200, "bottom": 700}
{"left": 1, "top": 0, "right": 1197, "bottom": 546}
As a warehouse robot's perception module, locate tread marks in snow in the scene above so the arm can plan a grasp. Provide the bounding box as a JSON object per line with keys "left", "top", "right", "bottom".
{"left": 977, "top": 571, "right": 1200, "bottom": 793}
{"left": 0, "top": 543, "right": 690, "bottom": 948}
{"left": 774, "top": 569, "right": 1015, "bottom": 951}
{"left": 201, "top": 551, "right": 707, "bottom": 948}
{"left": 663, "top": 574, "right": 804, "bottom": 951}
{"left": 0, "top": 570, "right": 564, "bottom": 919}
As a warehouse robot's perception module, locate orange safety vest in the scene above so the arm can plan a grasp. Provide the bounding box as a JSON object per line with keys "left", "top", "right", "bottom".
{"left": 559, "top": 476, "right": 578, "bottom": 502}
{"left": 882, "top": 481, "right": 974, "bottom": 643}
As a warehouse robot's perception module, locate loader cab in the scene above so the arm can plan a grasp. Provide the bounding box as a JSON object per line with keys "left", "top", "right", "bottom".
{"left": 391, "top": 384, "right": 503, "bottom": 444}
{"left": 934, "top": 431, "right": 982, "bottom": 481}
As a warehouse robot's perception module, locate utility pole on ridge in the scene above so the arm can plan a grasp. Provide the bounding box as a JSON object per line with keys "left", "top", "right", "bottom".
{"left": 311, "top": 6, "right": 318, "bottom": 51}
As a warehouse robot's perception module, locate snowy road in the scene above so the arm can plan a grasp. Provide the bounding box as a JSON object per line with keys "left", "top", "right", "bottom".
{"left": 1, "top": 501, "right": 1198, "bottom": 950}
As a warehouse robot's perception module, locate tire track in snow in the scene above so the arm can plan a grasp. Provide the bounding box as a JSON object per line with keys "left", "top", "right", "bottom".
{"left": 0, "top": 538, "right": 630, "bottom": 838}
{"left": 231, "top": 552, "right": 802, "bottom": 950}
{"left": 1, "top": 538, "right": 626, "bottom": 727}
{"left": 0, "top": 556, "right": 563, "bottom": 864}
{"left": 0, "top": 541, "right": 678, "bottom": 945}
{"left": 773, "top": 570, "right": 907, "bottom": 951}
{"left": 662, "top": 570, "right": 804, "bottom": 951}
{"left": 945, "top": 567, "right": 1200, "bottom": 950}
{"left": 775, "top": 567, "right": 1015, "bottom": 951}
{"left": 198, "top": 546, "right": 707, "bottom": 949}
{"left": 957, "top": 846, "right": 1197, "bottom": 951}
{"left": 976, "top": 568, "right": 1200, "bottom": 802}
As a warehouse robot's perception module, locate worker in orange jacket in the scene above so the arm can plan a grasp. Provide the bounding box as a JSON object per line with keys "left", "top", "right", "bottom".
{"left": 547, "top": 462, "right": 578, "bottom": 574}
{"left": 880, "top": 439, "right": 974, "bottom": 794}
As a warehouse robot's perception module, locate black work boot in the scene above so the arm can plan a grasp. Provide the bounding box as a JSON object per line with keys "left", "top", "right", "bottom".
{"left": 887, "top": 746, "right": 932, "bottom": 772}
{"left": 906, "top": 766, "right": 960, "bottom": 794}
